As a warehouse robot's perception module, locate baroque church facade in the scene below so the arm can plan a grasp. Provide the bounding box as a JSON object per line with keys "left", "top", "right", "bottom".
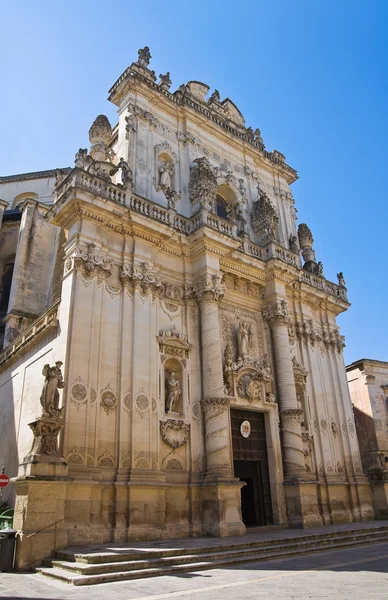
{"left": 0, "top": 47, "right": 374, "bottom": 568}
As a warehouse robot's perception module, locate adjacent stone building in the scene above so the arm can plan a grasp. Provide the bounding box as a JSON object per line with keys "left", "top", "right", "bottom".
{"left": 0, "top": 47, "right": 374, "bottom": 568}
{"left": 347, "top": 359, "right": 388, "bottom": 517}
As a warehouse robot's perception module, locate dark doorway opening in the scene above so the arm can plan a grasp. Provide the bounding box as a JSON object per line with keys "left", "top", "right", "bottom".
{"left": 231, "top": 409, "right": 273, "bottom": 527}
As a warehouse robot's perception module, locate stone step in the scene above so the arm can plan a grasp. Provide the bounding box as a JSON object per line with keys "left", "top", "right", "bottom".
{"left": 54, "top": 524, "right": 388, "bottom": 564}
{"left": 37, "top": 530, "right": 388, "bottom": 586}
{"left": 47, "top": 532, "right": 388, "bottom": 576}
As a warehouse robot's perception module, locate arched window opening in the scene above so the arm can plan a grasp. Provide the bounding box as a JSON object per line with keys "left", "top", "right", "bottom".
{"left": 216, "top": 183, "right": 237, "bottom": 219}
{"left": 216, "top": 194, "right": 228, "bottom": 219}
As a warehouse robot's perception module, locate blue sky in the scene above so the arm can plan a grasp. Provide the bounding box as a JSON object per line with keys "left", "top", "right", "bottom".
{"left": 1, "top": 1, "right": 387, "bottom": 364}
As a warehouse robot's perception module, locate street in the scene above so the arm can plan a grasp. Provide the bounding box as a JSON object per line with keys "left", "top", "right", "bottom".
{"left": 1, "top": 541, "right": 388, "bottom": 599}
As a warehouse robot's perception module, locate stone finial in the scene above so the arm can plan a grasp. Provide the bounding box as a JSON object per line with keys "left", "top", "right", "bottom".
{"left": 137, "top": 46, "right": 151, "bottom": 69}
{"left": 298, "top": 223, "right": 314, "bottom": 249}
{"left": 158, "top": 72, "right": 172, "bottom": 91}
{"left": 208, "top": 89, "right": 221, "bottom": 103}
{"left": 298, "top": 223, "right": 318, "bottom": 273}
{"left": 89, "top": 115, "right": 112, "bottom": 161}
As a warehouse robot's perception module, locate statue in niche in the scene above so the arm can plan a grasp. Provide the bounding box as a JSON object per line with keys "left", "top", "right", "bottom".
{"left": 40, "top": 361, "right": 65, "bottom": 419}
{"left": 137, "top": 46, "right": 151, "bottom": 69}
{"left": 238, "top": 321, "right": 253, "bottom": 359}
{"left": 166, "top": 371, "right": 181, "bottom": 413}
{"left": 159, "top": 161, "right": 173, "bottom": 188}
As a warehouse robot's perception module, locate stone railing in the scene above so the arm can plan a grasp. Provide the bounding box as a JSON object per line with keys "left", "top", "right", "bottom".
{"left": 299, "top": 271, "right": 348, "bottom": 302}
{"left": 263, "top": 243, "right": 302, "bottom": 269}
{"left": 206, "top": 213, "right": 236, "bottom": 237}
{"left": 0, "top": 301, "right": 60, "bottom": 368}
{"left": 56, "top": 168, "right": 127, "bottom": 205}
{"left": 238, "top": 239, "right": 263, "bottom": 260}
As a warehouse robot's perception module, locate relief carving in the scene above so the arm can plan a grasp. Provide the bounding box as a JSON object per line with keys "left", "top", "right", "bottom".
{"left": 160, "top": 419, "right": 190, "bottom": 449}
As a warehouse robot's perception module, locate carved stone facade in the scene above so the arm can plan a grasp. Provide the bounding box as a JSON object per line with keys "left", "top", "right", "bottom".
{"left": 0, "top": 47, "right": 373, "bottom": 569}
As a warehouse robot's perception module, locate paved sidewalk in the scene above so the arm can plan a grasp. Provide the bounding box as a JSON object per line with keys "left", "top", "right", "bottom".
{"left": 1, "top": 540, "right": 388, "bottom": 599}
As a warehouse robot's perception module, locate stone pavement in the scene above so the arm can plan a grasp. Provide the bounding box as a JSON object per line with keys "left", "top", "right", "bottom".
{"left": 1, "top": 540, "right": 388, "bottom": 599}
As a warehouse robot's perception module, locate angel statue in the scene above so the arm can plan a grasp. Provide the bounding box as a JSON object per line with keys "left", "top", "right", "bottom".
{"left": 238, "top": 321, "right": 252, "bottom": 359}
{"left": 159, "top": 161, "right": 173, "bottom": 188}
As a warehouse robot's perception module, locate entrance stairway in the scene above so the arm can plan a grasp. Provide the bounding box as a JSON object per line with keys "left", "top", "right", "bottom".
{"left": 37, "top": 521, "right": 388, "bottom": 586}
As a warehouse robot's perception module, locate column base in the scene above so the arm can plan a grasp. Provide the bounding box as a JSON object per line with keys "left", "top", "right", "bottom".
{"left": 284, "top": 480, "right": 324, "bottom": 528}
{"left": 201, "top": 479, "right": 246, "bottom": 537}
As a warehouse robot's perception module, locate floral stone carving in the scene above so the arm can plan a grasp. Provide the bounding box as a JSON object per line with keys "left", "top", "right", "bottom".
{"left": 188, "top": 157, "right": 218, "bottom": 210}
{"left": 251, "top": 187, "right": 279, "bottom": 245}
{"left": 160, "top": 419, "right": 190, "bottom": 449}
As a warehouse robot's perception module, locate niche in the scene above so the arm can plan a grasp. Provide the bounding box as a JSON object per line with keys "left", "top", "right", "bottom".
{"left": 164, "top": 357, "right": 183, "bottom": 416}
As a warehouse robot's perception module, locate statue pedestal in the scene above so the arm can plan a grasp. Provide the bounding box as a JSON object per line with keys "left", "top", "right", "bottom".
{"left": 12, "top": 416, "right": 70, "bottom": 570}
{"left": 24, "top": 416, "right": 65, "bottom": 463}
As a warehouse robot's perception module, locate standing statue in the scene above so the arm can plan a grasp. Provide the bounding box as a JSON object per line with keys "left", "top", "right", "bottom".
{"left": 166, "top": 371, "right": 181, "bottom": 413}
{"left": 137, "top": 46, "right": 151, "bottom": 69}
{"left": 337, "top": 272, "right": 346, "bottom": 287}
{"left": 40, "top": 362, "right": 65, "bottom": 419}
{"left": 238, "top": 321, "right": 252, "bottom": 359}
{"left": 289, "top": 234, "right": 299, "bottom": 253}
{"left": 315, "top": 261, "right": 324, "bottom": 277}
{"left": 117, "top": 157, "right": 133, "bottom": 189}
{"left": 159, "top": 161, "right": 173, "bottom": 188}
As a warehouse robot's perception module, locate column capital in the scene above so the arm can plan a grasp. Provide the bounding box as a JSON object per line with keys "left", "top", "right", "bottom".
{"left": 263, "top": 298, "right": 289, "bottom": 326}
{"left": 194, "top": 272, "right": 225, "bottom": 302}
{"left": 280, "top": 408, "right": 304, "bottom": 422}
{"left": 201, "top": 397, "right": 230, "bottom": 412}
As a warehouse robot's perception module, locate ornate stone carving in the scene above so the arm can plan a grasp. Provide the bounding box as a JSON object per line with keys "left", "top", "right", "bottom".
{"left": 24, "top": 418, "right": 65, "bottom": 462}
{"left": 123, "top": 390, "right": 131, "bottom": 412}
{"left": 66, "top": 446, "right": 84, "bottom": 465}
{"left": 158, "top": 71, "right": 172, "bottom": 91}
{"left": 73, "top": 243, "right": 112, "bottom": 279}
{"left": 157, "top": 326, "right": 191, "bottom": 362}
{"left": 98, "top": 450, "right": 115, "bottom": 468}
{"left": 237, "top": 373, "right": 262, "bottom": 401}
{"left": 266, "top": 392, "right": 276, "bottom": 403}
{"left": 70, "top": 377, "right": 88, "bottom": 409}
{"left": 136, "top": 46, "right": 151, "bottom": 69}
{"left": 165, "top": 458, "right": 183, "bottom": 471}
{"left": 120, "top": 262, "right": 163, "bottom": 296}
{"left": 188, "top": 157, "right": 218, "bottom": 210}
{"left": 39, "top": 361, "right": 65, "bottom": 420}
{"left": 251, "top": 187, "right": 279, "bottom": 245}
{"left": 263, "top": 299, "right": 289, "bottom": 326}
{"left": 331, "top": 420, "right": 338, "bottom": 436}
{"left": 160, "top": 419, "right": 190, "bottom": 449}
{"left": 194, "top": 273, "right": 224, "bottom": 302}
{"left": 134, "top": 451, "right": 150, "bottom": 469}
{"left": 280, "top": 408, "right": 304, "bottom": 422}
{"left": 100, "top": 384, "right": 117, "bottom": 415}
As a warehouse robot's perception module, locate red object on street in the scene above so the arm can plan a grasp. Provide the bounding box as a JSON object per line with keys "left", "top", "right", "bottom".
{"left": 0, "top": 474, "right": 9, "bottom": 488}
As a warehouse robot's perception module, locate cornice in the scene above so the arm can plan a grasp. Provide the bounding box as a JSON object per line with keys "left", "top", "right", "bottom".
{"left": 0, "top": 167, "right": 71, "bottom": 183}
{"left": 346, "top": 358, "right": 388, "bottom": 372}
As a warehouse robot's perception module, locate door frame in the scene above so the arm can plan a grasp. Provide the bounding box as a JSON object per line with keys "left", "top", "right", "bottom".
{"left": 228, "top": 402, "right": 287, "bottom": 526}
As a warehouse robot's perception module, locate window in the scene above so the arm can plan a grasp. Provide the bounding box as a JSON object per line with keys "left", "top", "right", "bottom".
{"left": 216, "top": 194, "right": 228, "bottom": 219}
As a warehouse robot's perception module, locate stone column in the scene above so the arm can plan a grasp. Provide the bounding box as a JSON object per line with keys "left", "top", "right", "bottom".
{"left": 264, "top": 298, "right": 321, "bottom": 527}
{"left": 263, "top": 299, "right": 305, "bottom": 480}
{"left": 0, "top": 199, "right": 8, "bottom": 228}
{"left": 196, "top": 272, "right": 232, "bottom": 479}
{"left": 195, "top": 272, "right": 245, "bottom": 536}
